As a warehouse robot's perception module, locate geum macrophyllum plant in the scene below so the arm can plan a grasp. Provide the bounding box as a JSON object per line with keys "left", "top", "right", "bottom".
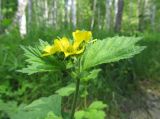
{"left": 18, "top": 30, "right": 146, "bottom": 119}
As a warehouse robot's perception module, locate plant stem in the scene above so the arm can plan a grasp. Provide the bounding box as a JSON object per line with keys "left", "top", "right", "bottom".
{"left": 70, "top": 77, "right": 80, "bottom": 119}
{"left": 84, "top": 84, "right": 87, "bottom": 108}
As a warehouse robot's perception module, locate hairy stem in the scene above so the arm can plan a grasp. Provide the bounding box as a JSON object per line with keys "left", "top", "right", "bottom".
{"left": 70, "top": 77, "right": 80, "bottom": 119}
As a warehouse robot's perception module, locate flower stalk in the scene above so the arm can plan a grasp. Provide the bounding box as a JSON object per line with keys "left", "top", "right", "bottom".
{"left": 70, "top": 77, "right": 80, "bottom": 119}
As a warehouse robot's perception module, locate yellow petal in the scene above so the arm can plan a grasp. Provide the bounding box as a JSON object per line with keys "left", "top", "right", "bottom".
{"left": 43, "top": 40, "right": 62, "bottom": 56}
{"left": 73, "top": 30, "right": 92, "bottom": 49}
{"left": 64, "top": 52, "right": 73, "bottom": 58}
{"left": 64, "top": 46, "right": 85, "bottom": 58}
{"left": 73, "top": 30, "right": 92, "bottom": 42}
{"left": 54, "top": 39, "right": 62, "bottom": 51}
{"left": 43, "top": 45, "right": 53, "bottom": 53}
{"left": 43, "top": 45, "right": 56, "bottom": 56}
{"left": 55, "top": 37, "right": 70, "bottom": 52}
{"left": 43, "top": 33, "right": 87, "bottom": 57}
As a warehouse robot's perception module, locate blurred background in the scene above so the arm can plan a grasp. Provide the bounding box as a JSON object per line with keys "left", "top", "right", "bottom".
{"left": 0, "top": 0, "right": 160, "bottom": 119}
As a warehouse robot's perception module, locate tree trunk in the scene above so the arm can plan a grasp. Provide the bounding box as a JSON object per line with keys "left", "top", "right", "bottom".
{"left": 53, "top": 0, "right": 57, "bottom": 28}
{"left": 71, "top": 0, "right": 76, "bottom": 29}
{"left": 114, "top": 0, "right": 118, "bottom": 23}
{"left": 98, "top": 4, "right": 102, "bottom": 30}
{"left": 16, "top": 0, "right": 28, "bottom": 37}
{"left": 64, "top": 0, "right": 68, "bottom": 26}
{"left": 28, "top": 0, "right": 32, "bottom": 25}
{"left": 0, "top": 0, "right": 2, "bottom": 32}
{"left": 129, "top": 0, "right": 133, "bottom": 21}
{"left": 34, "top": 0, "right": 40, "bottom": 26}
{"left": 114, "top": 0, "right": 124, "bottom": 32}
{"left": 150, "top": 4, "right": 156, "bottom": 31}
{"left": 106, "top": 0, "right": 112, "bottom": 31}
{"left": 65, "top": 0, "right": 71, "bottom": 28}
{"left": 138, "top": 0, "right": 151, "bottom": 31}
{"left": 0, "top": 0, "right": 2, "bottom": 21}
{"left": 44, "top": 0, "right": 49, "bottom": 26}
{"left": 90, "top": 0, "right": 97, "bottom": 30}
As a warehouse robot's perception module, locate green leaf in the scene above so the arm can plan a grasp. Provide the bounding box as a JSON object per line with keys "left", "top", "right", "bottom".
{"left": 81, "top": 36, "right": 146, "bottom": 70}
{"left": 81, "top": 69, "right": 101, "bottom": 82}
{"left": 0, "top": 100, "right": 18, "bottom": 117}
{"left": 55, "top": 83, "right": 75, "bottom": 96}
{"left": 80, "top": 89, "right": 88, "bottom": 98}
{"left": 74, "top": 111, "right": 85, "bottom": 119}
{"left": 44, "top": 111, "right": 62, "bottom": 119}
{"left": 12, "top": 95, "right": 62, "bottom": 119}
{"left": 88, "top": 101, "right": 107, "bottom": 110}
{"left": 74, "top": 101, "right": 107, "bottom": 119}
{"left": 85, "top": 109, "right": 106, "bottom": 119}
{"left": 18, "top": 40, "right": 65, "bottom": 75}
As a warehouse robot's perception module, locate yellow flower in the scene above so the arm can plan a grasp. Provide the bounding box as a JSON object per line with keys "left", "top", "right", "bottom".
{"left": 56, "top": 37, "right": 84, "bottom": 57}
{"left": 43, "top": 30, "right": 92, "bottom": 57}
{"left": 73, "top": 30, "right": 92, "bottom": 49}
{"left": 43, "top": 40, "right": 61, "bottom": 56}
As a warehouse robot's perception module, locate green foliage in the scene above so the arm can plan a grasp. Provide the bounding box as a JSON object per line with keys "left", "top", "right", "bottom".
{"left": 0, "top": 95, "right": 62, "bottom": 119}
{"left": 23, "top": 95, "right": 61, "bottom": 116}
{"left": 44, "top": 111, "right": 62, "bottom": 119}
{"left": 132, "top": 32, "right": 160, "bottom": 80}
{"left": 0, "top": 100, "right": 18, "bottom": 117}
{"left": 81, "top": 36, "right": 146, "bottom": 70}
{"left": 0, "top": 27, "right": 153, "bottom": 119}
{"left": 74, "top": 101, "right": 107, "bottom": 119}
{"left": 80, "top": 69, "right": 101, "bottom": 82}
{"left": 88, "top": 101, "right": 107, "bottom": 110}
{"left": 18, "top": 40, "right": 65, "bottom": 75}
{"left": 14, "top": 34, "right": 145, "bottom": 119}
{"left": 56, "top": 83, "right": 75, "bottom": 97}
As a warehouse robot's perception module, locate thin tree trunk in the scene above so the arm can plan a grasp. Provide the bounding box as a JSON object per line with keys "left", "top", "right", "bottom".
{"left": 0, "top": 0, "right": 2, "bottom": 32}
{"left": 129, "top": 0, "right": 132, "bottom": 21}
{"left": 71, "top": 0, "right": 76, "bottom": 29}
{"left": 90, "top": 0, "right": 97, "bottom": 30}
{"left": 44, "top": 0, "right": 49, "bottom": 26}
{"left": 0, "top": 0, "right": 2, "bottom": 20}
{"left": 28, "top": 0, "right": 32, "bottom": 25}
{"left": 53, "top": 0, "right": 57, "bottom": 28}
{"left": 150, "top": 4, "right": 156, "bottom": 31}
{"left": 65, "top": 0, "right": 71, "bottom": 28}
{"left": 35, "top": 0, "right": 40, "bottom": 26}
{"left": 37, "top": 0, "right": 44, "bottom": 26}
{"left": 106, "top": 0, "right": 112, "bottom": 31}
{"left": 64, "top": 0, "right": 68, "bottom": 26}
{"left": 62, "top": 0, "right": 65, "bottom": 25}
{"left": 16, "top": 0, "right": 28, "bottom": 37}
{"left": 138, "top": 0, "right": 146, "bottom": 31}
{"left": 138, "top": 0, "right": 142, "bottom": 31}
{"left": 114, "top": 0, "right": 124, "bottom": 32}
{"left": 114, "top": 0, "right": 118, "bottom": 24}
{"left": 98, "top": 4, "right": 102, "bottom": 30}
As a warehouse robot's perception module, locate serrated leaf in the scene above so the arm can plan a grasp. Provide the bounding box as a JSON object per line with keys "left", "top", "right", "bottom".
{"left": 55, "top": 83, "right": 75, "bottom": 96}
{"left": 81, "top": 36, "right": 146, "bottom": 70}
{"left": 18, "top": 40, "right": 65, "bottom": 75}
